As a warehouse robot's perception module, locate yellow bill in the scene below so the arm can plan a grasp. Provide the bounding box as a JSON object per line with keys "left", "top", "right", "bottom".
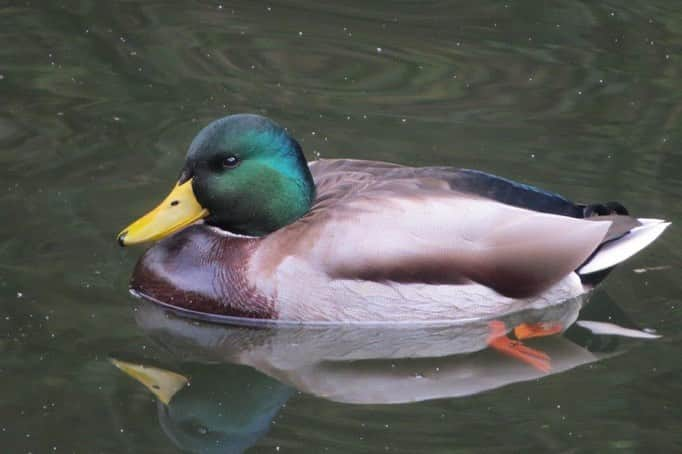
{"left": 110, "top": 358, "right": 189, "bottom": 405}
{"left": 117, "top": 178, "right": 208, "bottom": 246}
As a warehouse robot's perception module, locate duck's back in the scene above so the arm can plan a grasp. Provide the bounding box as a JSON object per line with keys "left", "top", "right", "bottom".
{"left": 309, "top": 159, "right": 587, "bottom": 217}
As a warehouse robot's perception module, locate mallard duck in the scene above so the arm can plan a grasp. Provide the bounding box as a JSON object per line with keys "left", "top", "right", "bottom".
{"left": 117, "top": 114, "right": 670, "bottom": 322}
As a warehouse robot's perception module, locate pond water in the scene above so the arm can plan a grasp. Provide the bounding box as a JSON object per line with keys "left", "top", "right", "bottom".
{"left": 1, "top": 1, "right": 681, "bottom": 452}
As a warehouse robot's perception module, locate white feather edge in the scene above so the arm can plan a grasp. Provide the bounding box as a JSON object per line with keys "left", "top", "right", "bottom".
{"left": 576, "top": 320, "right": 661, "bottom": 339}
{"left": 578, "top": 218, "right": 670, "bottom": 275}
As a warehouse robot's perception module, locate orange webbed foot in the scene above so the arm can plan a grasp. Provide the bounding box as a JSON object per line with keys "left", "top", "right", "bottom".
{"left": 514, "top": 322, "right": 563, "bottom": 340}
{"left": 487, "top": 320, "right": 552, "bottom": 373}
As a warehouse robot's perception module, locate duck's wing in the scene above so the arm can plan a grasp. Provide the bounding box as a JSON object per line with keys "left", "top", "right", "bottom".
{"left": 266, "top": 160, "right": 614, "bottom": 298}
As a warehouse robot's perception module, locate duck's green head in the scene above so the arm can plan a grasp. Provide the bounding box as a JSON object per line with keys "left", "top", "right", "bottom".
{"left": 118, "top": 114, "right": 315, "bottom": 245}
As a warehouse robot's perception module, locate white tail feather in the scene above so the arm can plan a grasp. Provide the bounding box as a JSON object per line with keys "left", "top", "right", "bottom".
{"left": 576, "top": 321, "right": 661, "bottom": 339}
{"left": 578, "top": 218, "right": 670, "bottom": 275}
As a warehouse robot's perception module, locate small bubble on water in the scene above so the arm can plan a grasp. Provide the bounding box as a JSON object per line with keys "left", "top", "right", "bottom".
{"left": 298, "top": 31, "right": 303, "bottom": 36}
{"left": 16, "top": 292, "right": 23, "bottom": 298}
{"left": 376, "top": 47, "right": 382, "bottom": 52}
{"left": 0, "top": 74, "right": 4, "bottom": 80}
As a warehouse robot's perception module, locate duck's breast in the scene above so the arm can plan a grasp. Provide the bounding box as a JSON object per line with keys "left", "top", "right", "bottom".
{"left": 131, "top": 225, "right": 276, "bottom": 319}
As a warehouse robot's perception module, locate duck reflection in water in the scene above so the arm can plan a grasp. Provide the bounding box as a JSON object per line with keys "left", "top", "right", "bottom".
{"left": 111, "top": 293, "right": 658, "bottom": 453}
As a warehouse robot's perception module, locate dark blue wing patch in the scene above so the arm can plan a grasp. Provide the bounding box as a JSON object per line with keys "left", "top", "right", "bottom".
{"left": 452, "top": 169, "right": 585, "bottom": 218}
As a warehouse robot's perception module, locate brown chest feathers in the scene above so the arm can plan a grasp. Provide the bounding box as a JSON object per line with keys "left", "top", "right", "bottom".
{"left": 130, "top": 225, "right": 276, "bottom": 319}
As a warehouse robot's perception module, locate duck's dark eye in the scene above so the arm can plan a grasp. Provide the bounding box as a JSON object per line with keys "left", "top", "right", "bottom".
{"left": 222, "top": 155, "right": 240, "bottom": 169}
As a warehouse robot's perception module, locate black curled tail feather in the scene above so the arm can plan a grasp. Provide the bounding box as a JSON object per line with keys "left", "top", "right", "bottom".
{"left": 576, "top": 201, "right": 634, "bottom": 287}
{"left": 580, "top": 201, "right": 629, "bottom": 218}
